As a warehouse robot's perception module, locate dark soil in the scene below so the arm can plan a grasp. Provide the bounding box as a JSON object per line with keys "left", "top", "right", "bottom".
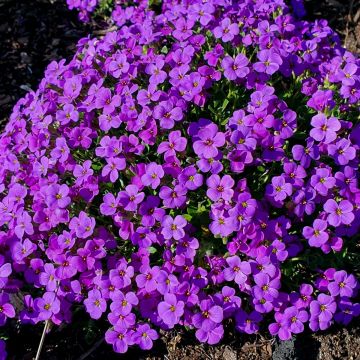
{"left": 0, "top": 0, "right": 360, "bottom": 359}
{"left": 304, "top": 0, "right": 360, "bottom": 54}
{"left": 0, "top": 0, "right": 89, "bottom": 128}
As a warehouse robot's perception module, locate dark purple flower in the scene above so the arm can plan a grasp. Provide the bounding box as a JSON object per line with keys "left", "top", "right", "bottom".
{"left": 235, "top": 310, "right": 263, "bottom": 334}
{"left": 328, "top": 271, "right": 357, "bottom": 297}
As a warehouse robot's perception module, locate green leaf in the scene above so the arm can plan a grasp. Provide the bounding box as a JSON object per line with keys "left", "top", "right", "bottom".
{"left": 222, "top": 98, "right": 229, "bottom": 111}
{"left": 149, "top": 246, "right": 157, "bottom": 254}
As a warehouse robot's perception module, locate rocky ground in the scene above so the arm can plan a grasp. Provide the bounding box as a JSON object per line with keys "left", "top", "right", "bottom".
{"left": 0, "top": 0, "right": 359, "bottom": 359}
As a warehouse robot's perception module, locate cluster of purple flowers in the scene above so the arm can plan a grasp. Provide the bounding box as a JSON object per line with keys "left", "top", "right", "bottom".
{"left": 0, "top": 0, "right": 359, "bottom": 355}
{"left": 66, "top": 0, "right": 98, "bottom": 22}
{"left": 66, "top": 0, "right": 151, "bottom": 24}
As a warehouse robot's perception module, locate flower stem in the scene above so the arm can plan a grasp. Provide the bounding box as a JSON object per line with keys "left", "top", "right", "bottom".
{"left": 35, "top": 320, "right": 49, "bottom": 360}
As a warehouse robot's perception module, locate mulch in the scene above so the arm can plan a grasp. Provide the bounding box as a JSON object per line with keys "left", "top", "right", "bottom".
{"left": 0, "top": 0, "right": 360, "bottom": 359}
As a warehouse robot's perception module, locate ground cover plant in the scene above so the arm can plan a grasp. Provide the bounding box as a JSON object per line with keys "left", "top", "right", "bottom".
{"left": 0, "top": 0, "right": 359, "bottom": 358}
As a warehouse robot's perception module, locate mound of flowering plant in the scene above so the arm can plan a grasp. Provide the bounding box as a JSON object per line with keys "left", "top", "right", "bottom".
{"left": 0, "top": 0, "right": 360, "bottom": 356}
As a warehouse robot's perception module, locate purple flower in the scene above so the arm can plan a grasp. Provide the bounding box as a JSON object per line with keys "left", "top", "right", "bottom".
{"left": 84, "top": 289, "right": 107, "bottom": 319}
{"left": 235, "top": 310, "right": 262, "bottom": 334}
{"left": 138, "top": 196, "right": 165, "bottom": 227}
{"left": 269, "top": 312, "right": 291, "bottom": 340}
{"left": 206, "top": 174, "right": 234, "bottom": 202}
{"left": 222, "top": 54, "right": 249, "bottom": 80}
{"left": 192, "top": 299, "right": 223, "bottom": 331}
{"left": 310, "top": 168, "right": 335, "bottom": 196}
{"left": 102, "top": 157, "right": 126, "bottom": 183}
{"left": 69, "top": 211, "right": 95, "bottom": 239}
{"left": 178, "top": 166, "right": 203, "bottom": 190}
{"left": 223, "top": 256, "right": 251, "bottom": 285}
{"left": 109, "top": 53, "right": 129, "bottom": 78}
{"left": 303, "top": 219, "right": 329, "bottom": 247}
{"left": 45, "top": 184, "right": 71, "bottom": 209}
{"left": 193, "top": 123, "right": 225, "bottom": 159}
{"left": 254, "top": 49, "right": 283, "bottom": 75}
{"left": 132, "top": 324, "right": 158, "bottom": 350}
{"left": 157, "top": 130, "right": 187, "bottom": 157}
{"left": 136, "top": 265, "right": 160, "bottom": 293}
{"left": 159, "top": 185, "right": 187, "bottom": 208}
{"left": 0, "top": 339, "right": 6, "bottom": 360}
{"left": 105, "top": 325, "right": 133, "bottom": 354}
{"left": 110, "top": 291, "right": 138, "bottom": 315}
{"left": 12, "top": 238, "right": 36, "bottom": 262}
{"left": 145, "top": 57, "right": 167, "bottom": 85}
{"left": 252, "top": 273, "right": 280, "bottom": 301}
{"left": 310, "top": 294, "right": 336, "bottom": 325}
{"left": 153, "top": 100, "right": 183, "bottom": 129}
{"left": 324, "top": 199, "right": 354, "bottom": 226}
{"left": 0, "top": 263, "right": 11, "bottom": 290}
{"left": 195, "top": 324, "right": 224, "bottom": 345}
{"left": 213, "top": 18, "right": 239, "bottom": 42}
{"left": 292, "top": 139, "right": 319, "bottom": 168}
{"left": 73, "top": 160, "right": 94, "bottom": 184}
{"left": 290, "top": 284, "right": 313, "bottom": 309}
{"left": 161, "top": 215, "right": 187, "bottom": 240}
{"left": 39, "top": 263, "right": 57, "bottom": 292}
{"left": 100, "top": 193, "right": 119, "bottom": 216}
{"left": 209, "top": 210, "right": 236, "bottom": 237}
{"left": 310, "top": 114, "right": 341, "bottom": 143}
{"left": 0, "top": 293, "right": 15, "bottom": 325}
{"left": 156, "top": 271, "right": 179, "bottom": 295}
{"left": 307, "top": 90, "right": 335, "bottom": 111}
{"left": 338, "top": 63, "right": 358, "bottom": 86}
{"left": 284, "top": 306, "right": 308, "bottom": 334}
{"left": 328, "top": 270, "right": 357, "bottom": 297}
{"left": 14, "top": 212, "right": 34, "bottom": 239}
{"left": 56, "top": 104, "right": 79, "bottom": 125}
{"left": 109, "top": 262, "right": 134, "bottom": 290}
{"left": 141, "top": 163, "right": 164, "bottom": 189}
{"left": 95, "top": 88, "right": 121, "bottom": 114}
{"left": 118, "top": 185, "right": 145, "bottom": 212}
{"left": 34, "top": 292, "right": 60, "bottom": 320}
{"left": 334, "top": 299, "right": 360, "bottom": 325}
{"left": 328, "top": 138, "right": 356, "bottom": 165}
{"left": 158, "top": 294, "right": 184, "bottom": 328}
{"left": 267, "top": 176, "right": 292, "bottom": 202}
